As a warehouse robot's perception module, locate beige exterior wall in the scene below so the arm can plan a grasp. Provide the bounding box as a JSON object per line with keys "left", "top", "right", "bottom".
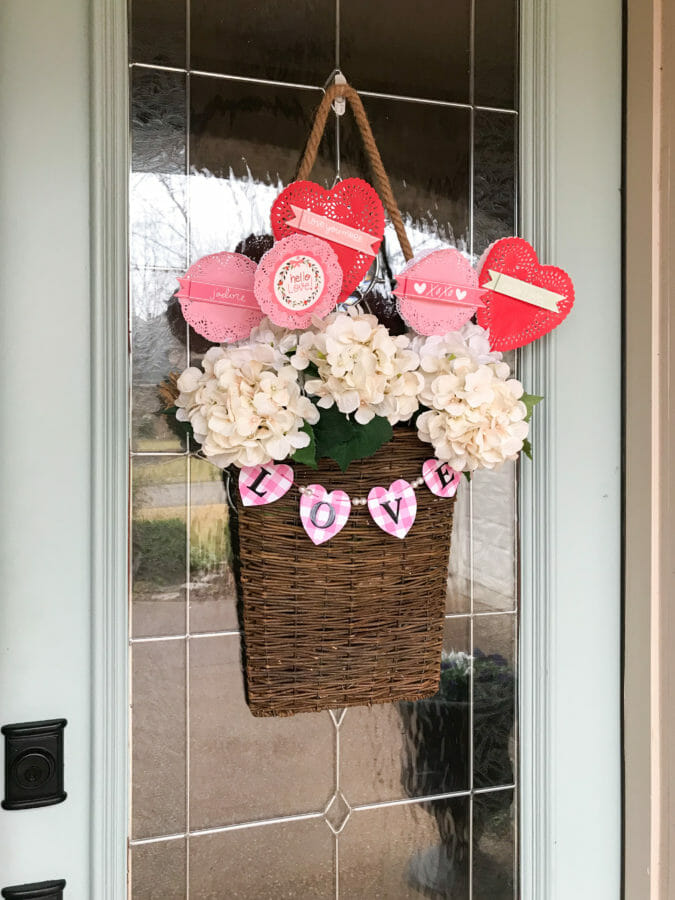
{"left": 625, "top": 0, "right": 675, "bottom": 895}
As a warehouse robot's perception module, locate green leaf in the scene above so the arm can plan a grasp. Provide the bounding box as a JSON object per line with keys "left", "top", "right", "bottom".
{"left": 291, "top": 422, "right": 317, "bottom": 468}
{"left": 312, "top": 404, "right": 354, "bottom": 455}
{"left": 521, "top": 393, "right": 543, "bottom": 423}
{"left": 303, "top": 361, "right": 320, "bottom": 380}
{"left": 462, "top": 470, "right": 472, "bottom": 483}
{"left": 313, "top": 405, "right": 393, "bottom": 472}
{"left": 161, "top": 406, "right": 194, "bottom": 443}
{"left": 522, "top": 438, "right": 533, "bottom": 460}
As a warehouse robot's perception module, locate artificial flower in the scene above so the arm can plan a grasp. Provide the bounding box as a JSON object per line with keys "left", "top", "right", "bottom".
{"left": 175, "top": 321, "right": 318, "bottom": 468}
{"left": 291, "top": 311, "right": 424, "bottom": 425}
{"left": 415, "top": 325, "right": 528, "bottom": 471}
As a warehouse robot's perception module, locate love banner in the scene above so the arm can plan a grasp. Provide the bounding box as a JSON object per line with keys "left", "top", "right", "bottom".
{"left": 238, "top": 458, "right": 461, "bottom": 544}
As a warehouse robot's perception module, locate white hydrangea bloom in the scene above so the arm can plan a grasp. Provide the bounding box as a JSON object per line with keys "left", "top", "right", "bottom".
{"left": 414, "top": 323, "right": 529, "bottom": 471}
{"left": 291, "top": 311, "right": 424, "bottom": 425}
{"left": 175, "top": 320, "right": 318, "bottom": 468}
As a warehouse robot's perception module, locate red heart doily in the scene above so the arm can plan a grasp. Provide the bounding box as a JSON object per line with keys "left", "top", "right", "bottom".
{"left": 271, "top": 178, "right": 384, "bottom": 304}
{"left": 476, "top": 237, "right": 574, "bottom": 351}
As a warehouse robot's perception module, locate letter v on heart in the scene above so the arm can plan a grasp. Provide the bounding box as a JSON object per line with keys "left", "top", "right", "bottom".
{"left": 367, "top": 480, "right": 417, "bottom": 539}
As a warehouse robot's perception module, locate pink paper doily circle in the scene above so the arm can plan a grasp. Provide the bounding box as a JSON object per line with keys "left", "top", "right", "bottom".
{"left": 177, "top": 251, "right": 262, "bottom": 344}
{"left": 254, "top": 234, "right": 343, "bottom": 329}
{"left": 394, "top": 247, "right": 482, "bottom": 336}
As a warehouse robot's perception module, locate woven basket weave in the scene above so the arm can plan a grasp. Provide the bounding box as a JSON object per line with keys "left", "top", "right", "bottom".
{"left": 234, "top": 427, "right": 456, "bottom": 717}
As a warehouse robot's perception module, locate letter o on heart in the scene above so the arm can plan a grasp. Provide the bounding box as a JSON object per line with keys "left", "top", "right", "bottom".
{"left": 309, "top": 500, "right": 336, "bottom": 529}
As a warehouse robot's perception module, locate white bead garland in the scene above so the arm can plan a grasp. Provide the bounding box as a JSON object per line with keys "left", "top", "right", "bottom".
{"left": 299, "top": 477, "right": 426, "bottom": 506}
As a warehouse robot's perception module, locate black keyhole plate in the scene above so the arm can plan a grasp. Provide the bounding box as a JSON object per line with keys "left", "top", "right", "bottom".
{"left": 2, "top": 719, "right": 67, "bottom": 810}
{"left": 1, "top": 881, "right": 66, "bottom": 900}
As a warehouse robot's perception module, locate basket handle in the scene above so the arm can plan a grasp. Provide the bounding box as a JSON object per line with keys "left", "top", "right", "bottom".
{"left": 296, "top": 82, "right": 413, "bottom": 263}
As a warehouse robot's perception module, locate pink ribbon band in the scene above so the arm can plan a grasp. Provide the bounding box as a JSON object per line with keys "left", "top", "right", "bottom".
{"left": 395, "top": 277, "right": 486, "bottom": 308}
{"left": 177, "top": 277, "right": 259, "bottom": 309}
{"left": 288, "top": 205, "right": 379, "bottom": 255}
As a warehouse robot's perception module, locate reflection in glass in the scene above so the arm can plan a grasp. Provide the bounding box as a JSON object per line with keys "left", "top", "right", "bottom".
{"left": 473, "top": 790, "right": 516, "bottom": 898}
{"left": 131, "top": 456, "right": 187, "bottom": 637}
{"left": 190, "top": 0, "right": 335, "bottom": 85}
{"left": 340, "top": 617, "right": 470, "bottom": 806}
{"left": 190, "top": 76, "right": 328, "bottom": 186}
{"left": 399, "top": 617, "right": 472, "bottom": 799}
{"left": 131, "top": 69, "right": 187, "bottom": 269}
{"left": 132, "top": 68, "right": 187, "bottom": 175}
{"left": 188, "top": 635, "right": 334, "bottom": 828}
{"left": 131, "top": 640, "right": 187, "bottom": 839}
{"left": 339, "top": 798, "right": 470, "bottom": 898}
{"left": 473, "top": 615, "right": 517, "bottom": 791}
{"left": 130, "top": 268, "right": 188, "bottom": 453}
{"left": 131, "top": 839, "right": 187, "bottom": 899}
{"left": 447, "top": 480, "right": 471, "bottom": 614}
{"left": 340, "top": 0, "right": 471, "bottom": 104}
{"left": 471, "top": 462, "right": 518, "bottom": 612}
{"left": 130, "top": 0, "right": 186, "bottom": 68}
{"left": 474, "top": 0, "right": 518, "bottom": 110}
{"left": 189, "top": 818, "right": 334, "bottom": 898}
{"left": 188, "top": 458, "right": 238, "bottom": 633}
{"left": 473, "top": 111, "right": 517, "bottom": 256}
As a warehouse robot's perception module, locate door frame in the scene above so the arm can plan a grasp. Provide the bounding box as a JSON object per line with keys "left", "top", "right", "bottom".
{"left": 519, "top": 1, "right": 622, "bottom": 897}
{"left": 90, "top": 1, "right": 128, "bottom": 896}
{"left": 624, "top": 1, "right": 675, "bottom": 896}
{"left": 89, "top": 1, "right": 623, "bottom": 896}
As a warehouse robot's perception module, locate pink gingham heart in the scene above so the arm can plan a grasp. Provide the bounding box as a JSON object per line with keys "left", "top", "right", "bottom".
{"left": 299, "top": 484, "right": 351, "bottom": 545}
{"left": 238, "top": 462, "right": 294, "bottom": 507}
{"left": 422, "top": 459, "right": 461, "bottom": 499}
{"left": 367, "top": 479, "right": 417, "bottom": 539}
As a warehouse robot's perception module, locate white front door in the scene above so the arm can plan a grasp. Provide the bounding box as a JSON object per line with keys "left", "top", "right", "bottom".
{"left": 0, "top": 0, "right": 621, "bottom": 897}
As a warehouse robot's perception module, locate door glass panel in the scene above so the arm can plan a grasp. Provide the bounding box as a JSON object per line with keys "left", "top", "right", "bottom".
{"left": 129, "top": 1, "right": 519, "bottom": 895}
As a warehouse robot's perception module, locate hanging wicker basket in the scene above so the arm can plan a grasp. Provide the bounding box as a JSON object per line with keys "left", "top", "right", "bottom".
{"left": 234, "top": 427, "right": 455, "bottom": 717}
{"left": 231, "top": 83, "right": 456, "bottom": 716}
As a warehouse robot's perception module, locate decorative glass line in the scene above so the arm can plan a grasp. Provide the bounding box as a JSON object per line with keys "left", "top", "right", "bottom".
{"left": 468, "top": 8, "right": 477, "bottom": 895}
{"left": 129, "top": 784, "right": 517, "bottom": 846}
{"left": 128, "top": 61, "right": 518, "bottom": 116}
{"left": 128, "top": 610, "right": 517, "bottom": 644}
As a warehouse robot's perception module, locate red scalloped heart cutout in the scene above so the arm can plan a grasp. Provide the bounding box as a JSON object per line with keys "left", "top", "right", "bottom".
{"left": 270, "top": 178, "right": 384, "bottom": 304}
{"left": 476, "top": 237, "right": 574, "bottom": 351}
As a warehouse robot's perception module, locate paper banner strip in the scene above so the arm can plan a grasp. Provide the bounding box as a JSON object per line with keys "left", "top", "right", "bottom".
{"left": 395, "top": 276, "right": 485, "bottom": 308}
{"left": 289, "top": 205, "right": 380, "bottom": 256}
{"left": 482, "top": 269, "right": 563, "bottom": 312}
{"left": 177, "top": 277, "right": 259, "bottom": 310}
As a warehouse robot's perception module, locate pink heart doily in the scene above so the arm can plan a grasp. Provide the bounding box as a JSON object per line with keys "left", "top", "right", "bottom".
{"left": 476, "top": 237, "right": 575, "bottom": 351}
{"left": 271, "top": 178, "right": 384, "bottom": 304}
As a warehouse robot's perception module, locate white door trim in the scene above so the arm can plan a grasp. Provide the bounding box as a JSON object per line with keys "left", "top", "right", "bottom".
{"left": 519, "top": 0, "right": 557, "bottom": 893}
{"left": 89, "top": 1, "right": 623, "bottom": 896}
{"left": 519, "top": 0, "right": 622, "bottom": 897}
{"left": 90, "top": 0, "right": 129, "bottom": 897}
